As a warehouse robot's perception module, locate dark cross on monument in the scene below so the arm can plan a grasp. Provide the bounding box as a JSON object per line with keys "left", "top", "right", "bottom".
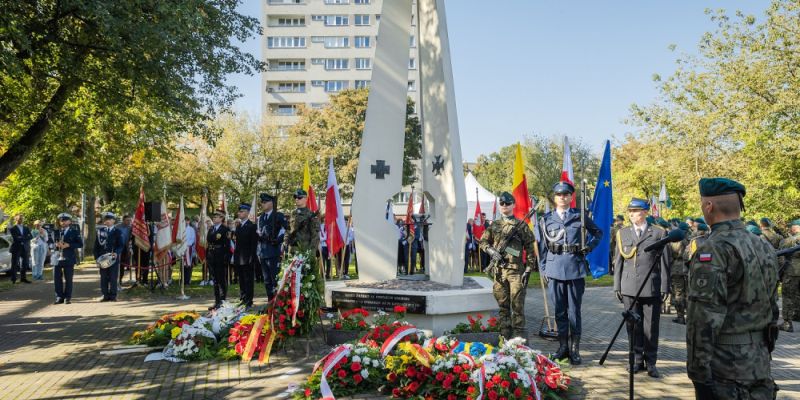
{"left": 371, "top": 160, "right": 390, "bottom": 179}
{"left": 432, "top": 155, "right": 445, "bottom": 176}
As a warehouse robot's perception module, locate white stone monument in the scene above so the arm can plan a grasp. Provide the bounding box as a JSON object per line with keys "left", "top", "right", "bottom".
{"left": 326, "top": 0, "right": 496, "bottom": 334}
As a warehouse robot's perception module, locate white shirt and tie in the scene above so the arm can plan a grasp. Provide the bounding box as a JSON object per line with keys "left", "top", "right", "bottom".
{"left": 633, "top": 222, "right": 648, "bottom": 239}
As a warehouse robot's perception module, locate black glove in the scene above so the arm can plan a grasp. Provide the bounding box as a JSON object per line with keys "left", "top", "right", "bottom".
{"left": 522, "top": 268, "right": 532, "bottom": 287}
{"left": 615, "top": 290, "right": 623, "bottom": 303}
{"left": 693, "top": 381, "right": 714, "bottom": 399}
{"left": 661, "top": 292, "right": 669, "bottom": 303}
{"left": 542, "top": 274, "right": 550, "bottom": 286}
{"left": 580, "top": 246, "right": 592, "bottom": 256}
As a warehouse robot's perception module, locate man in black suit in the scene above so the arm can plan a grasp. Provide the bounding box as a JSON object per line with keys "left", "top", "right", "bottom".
{"left": 257, "top": 193, "right": 287, "bottom": 301}
{"left": 207, "top": 210, "right": 230, "bottom": 310}
{"left": 233, "top": 203, "right": 258, "bottom": 308}
{"left": 613, "top": 198, "right": 671, "bottom": 378}
{"left": 9, "top": 214, "right": 32, "bottom": 284}
{"left": 94, "top": 212, "right": 124, "bottom": 301}
{"left": 53, "top": 213, "right": 83, "bottom": 304}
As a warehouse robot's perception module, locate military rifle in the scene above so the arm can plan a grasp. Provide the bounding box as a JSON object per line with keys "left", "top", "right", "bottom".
{"left": 483, "top": 206, "right": 537, "bottom": 282}
{"left": 776, "top": 244, "right": 800, "bottom": 278}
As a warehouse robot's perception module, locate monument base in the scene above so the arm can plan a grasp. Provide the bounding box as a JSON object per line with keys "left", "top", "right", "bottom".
{"left": 325, "top": 276, "right": 497, "bottom": 336}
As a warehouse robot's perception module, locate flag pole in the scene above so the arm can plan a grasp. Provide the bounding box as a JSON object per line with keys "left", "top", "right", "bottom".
{"left": 177, "top": 195, "right": 189, "bottom": 301}
{"left": 532, "top": 196, "right": 556, "bottom": 337}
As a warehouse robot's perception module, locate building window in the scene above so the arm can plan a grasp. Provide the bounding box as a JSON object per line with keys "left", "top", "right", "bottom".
{"left": 275, "top": 17, "right": 305, "bottom": 26}
{"left": 354, "top": 0, "right": 370, "bottom": 4}
{"left": 354, "top": 36, "right": 371, "bottom": 48}
{"left": 408, "top": 80, "right": 416, "bottom": 91}
{"left": 311, "top": 15, "right": 325, "bottom": 21}
{"left": 324, "top": 0, "right": 349, "bottom": 3}
{"left": 272, "top": 60, "right": 305, "bottom": 71}
{"left": 322, "top": 36, "right": 349, "bottom": 48}
{"left": 311, "top": 80, "right": 325, "bottom": 87}
{"left": 267, "top": 36, "right": 306, "bottom": 48}
{"left": 274, "top": 82, "right": 305, "bottom": 93}
{"left": 274, "top": 104, "right": 298, "bottom": 116}
{"left": 324, "top": 15, "right": 349, "bottom": 26}
{"left": 355, "top": 80, "right": 370, "bottom": 89}
{"left": 325, "top": 58, "right": 349, "bottom": 70}
{"left": 409, "top": 35, "right": 416, "bottom": 47}
{"left": 269, "top": 0, "right": 303, "bottom": 4}
{"left": 355, "top": 58, "right": 371, "bottom": 70}
{"left": 325, "top": 80, "right": 348, "bottom": 93}
{"left": 310, "top": 102, "right": 328, "bottom": 109}
{"left": 408, "top": 58, "right": 416, "bottom": 69}
{"left": 354, "top": 14, "right": 370, "bottom": 25}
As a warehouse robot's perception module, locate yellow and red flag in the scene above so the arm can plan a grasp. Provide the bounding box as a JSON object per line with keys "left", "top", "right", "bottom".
{"left": 303, "top": 160, "right": 318, "bottom": 213}
{"left": 512, "top": 143, "right": 532, "bottom": 222}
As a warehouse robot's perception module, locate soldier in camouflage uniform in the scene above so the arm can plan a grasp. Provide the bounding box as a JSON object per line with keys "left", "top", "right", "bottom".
{"left": 688, "top": 178, "right": 779, "bottom": 400}
{"left": 669, "top": 222, "right": 692, "bottom": 324}
{"left": 480, "top": 192, "right": 536, "bottom": 339}
{"left": 778, "top": 219, "right": 800, "bottom": 332}
{"left": 284, "top": 189, "right": 322, "bottom": 297}
{"left": 760, "top": 218, "right": 783, "bottom": 250}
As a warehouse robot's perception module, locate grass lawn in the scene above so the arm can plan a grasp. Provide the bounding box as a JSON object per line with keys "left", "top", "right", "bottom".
{"left": 466, "top": 271, "right": 614, "bottom": 288}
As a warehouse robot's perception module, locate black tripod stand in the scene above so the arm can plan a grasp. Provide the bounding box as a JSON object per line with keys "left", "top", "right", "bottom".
{"left": 599, "top": 247, "right": 668, "bottom": 400}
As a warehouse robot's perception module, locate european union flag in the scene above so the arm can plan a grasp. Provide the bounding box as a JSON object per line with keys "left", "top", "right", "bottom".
{"left": 587, "top": 140, "right": 613, "bottom": 279}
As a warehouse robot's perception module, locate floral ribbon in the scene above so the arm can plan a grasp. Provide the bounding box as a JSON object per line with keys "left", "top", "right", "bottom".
{"left": 317, "top": 344, "right": 351, "bottom": 400}
{"left": 291, "top": 262, "right": 303, "bottom": 326}
{"left": 380, "top": 325, "right": 422, "bottom": 358}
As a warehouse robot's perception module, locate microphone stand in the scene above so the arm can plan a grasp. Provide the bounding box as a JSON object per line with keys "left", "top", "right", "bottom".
{"left": 599, "top": 244, "right": 666, "bottom": 400}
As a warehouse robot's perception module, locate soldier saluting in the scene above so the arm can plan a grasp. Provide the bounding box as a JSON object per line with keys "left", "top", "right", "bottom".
{"left": 538, "top": 181, "right": 602, "bottom": 365}
{"left": 479, "top": 192, "right": 536, "bottom": 339}
{"left": 688, "top": 178, "right": 779, "bottom": 399}
{"left": 613, "top": 198, "right": 671, "bottom": 378}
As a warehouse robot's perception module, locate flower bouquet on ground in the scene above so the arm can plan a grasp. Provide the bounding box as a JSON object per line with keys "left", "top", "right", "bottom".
{"left": 129, "top": 311, "right": 200, "bottom": 347}
{"left": 271, "top": 253, "right": 323, "bottom": 343}
{"left": 383, "top": 341, "right": 436, "bottom": 398}
{"left": 216, "top": 314, "right": 270, "bottom": 360}
{"left": 327, "top": 308, "right": 370, "bottom": 345}
{"left": 293, "top": 342, "right": 385, "bottom": 400}
{"left": 429, "top": 353, "right": 478, "bottom": 400}
{"left": 360, "top": 306, "right": 415, "bottom": 346}
{"left": 448, "top": 314, "right": 501, "bottom": 346}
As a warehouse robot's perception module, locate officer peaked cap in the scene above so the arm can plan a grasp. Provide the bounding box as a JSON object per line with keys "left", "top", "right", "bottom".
{"left": 238, "top": 203, "right": 251, "bottom": 211}
{"left": 212, "top": 209, "right": 225, "bottom": 217}
{"left": 57, "top": 213, "right": 73, "bottom": 221}
{"left": 101, "top": 212, "right": 117, "bottom": 221}
{"left": 626, "top": 197, "right": 649, "bottom": 211}
{"left": 552, "top": 181, "right": 575, "bottom": 195}
{"left": 260, "top": 193, "right": 275, "bottom": 203}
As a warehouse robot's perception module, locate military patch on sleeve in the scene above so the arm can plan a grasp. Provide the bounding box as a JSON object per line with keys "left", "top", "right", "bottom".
{"left": 695, "top": 275, "right": 709, "bottom": 288}
{"left": 698, "top": 253, "right": 712, "bottom": 262}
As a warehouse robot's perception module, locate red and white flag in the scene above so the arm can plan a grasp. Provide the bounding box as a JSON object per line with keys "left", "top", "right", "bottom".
{"left": 132, "top": 185, "right": 151, "bottom": 252}
{"left": 405, "top": 188, "right": 415, "bottom": 238}
{"left": 172, "top": 196, "right": 186, "bottom": 256}
{"left": 561, "top": 136, "right": 576, "bottom": 207}
{"left": 473, "top": 188, "right": 485, "bottom": 239}
{"left": 324, "top": 158, "right": 347, "bottom": 255}
{"left": 492, "top": 198, "right": 497, "bottom": 221}
{"left": 197, "top": 191, "right": 208, "bottom": 262}
{"left": 155, "top": 194, "right": 173, "bottom": 257}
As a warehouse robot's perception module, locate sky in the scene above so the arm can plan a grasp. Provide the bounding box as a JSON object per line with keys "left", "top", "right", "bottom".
{"left": 227, "top": 0, "right": 770, "bottom": 162}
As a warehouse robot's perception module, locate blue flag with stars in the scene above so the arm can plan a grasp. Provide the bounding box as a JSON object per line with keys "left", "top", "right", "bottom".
{"left": 587, "top": 140, "right": 613, "bottom": 279}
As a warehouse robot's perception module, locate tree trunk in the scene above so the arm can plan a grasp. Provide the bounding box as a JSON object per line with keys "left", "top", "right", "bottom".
{"left": 84, "top": 194, "right": 96, "bottom": 257}
{"left": 0, "top": 82, "right": 76, "bottom": 183}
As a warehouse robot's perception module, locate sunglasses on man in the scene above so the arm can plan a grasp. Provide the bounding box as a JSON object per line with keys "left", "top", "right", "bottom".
{"left": 499, "top": 201, "right": 513, "bottom": 206}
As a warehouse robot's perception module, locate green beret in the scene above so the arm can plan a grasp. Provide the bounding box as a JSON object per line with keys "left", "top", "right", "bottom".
{"left": 790, "top": 219, "right": 800, "bottom": 228}
{"left": 745, "top": 225, "right": 762, "bottom": 236}
{"left": 655, "top": 217, "right": 669, "bottom": 228}
{"left": 678, "top": 222, "right": 690, "bottom": 231}
{"left": 745, "top": 220, "right": 758, "bottom": 227}
{"left": 498, "top": 192, "right": 515, "bottom": 204}
{"left": 760, "top": 217, "right": 772, "bottom": 227}
{"left": 697, "top": 223, "right": 710, "bottom": 232}
{"left": 645, "top": 215, "right": 655, "bottom": 224}
{"left": 698, "top": 177, "right": 746, "bottom": 197}
{"left": 694, "top": 217, "right": 705, "bottom": 224}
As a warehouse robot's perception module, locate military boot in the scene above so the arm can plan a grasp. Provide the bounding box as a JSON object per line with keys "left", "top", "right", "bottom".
{"left": 569, "top": 335, "right": 582, "bottom": 365}
{"left": 552, "top": 335, "right": 570, "bottom": 361}
{"left": 672, "top": 315, "right": 686, "bottom": 325}
{"left": 780, "top": 320, "right": 794, "bottom": 332}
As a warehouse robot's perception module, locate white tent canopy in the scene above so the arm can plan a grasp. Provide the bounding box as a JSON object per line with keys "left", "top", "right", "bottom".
{"left": 465, "top": 172, "right": 497, "bottom": 221}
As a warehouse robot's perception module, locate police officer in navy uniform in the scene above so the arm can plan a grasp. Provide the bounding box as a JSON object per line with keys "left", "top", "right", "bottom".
{"left": 207, "top": 209, "right": 230, "bottom": 310}
{"left": 53, "top": 213, "right": 83, "bottom": 304}
{"left": 613, "top": 198, "right": 671, "bottom": 378}
{"left": 539, "top": 181, "right": 603, "bottom": 365}
{"left": 257, "top": 193, "right": 287, "bottom": 301}
{"left": 233, "top": 203, "right": 258, "bottom": 308}
{"left": 94, "top": 212, "right": 124, "bottom": 302}
{"left": 9, "top": 214, "right": 32, "bottom": 284}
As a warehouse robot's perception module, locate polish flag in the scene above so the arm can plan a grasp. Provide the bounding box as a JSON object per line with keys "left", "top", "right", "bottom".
{"left": 132, "top": 185, "right": 151, "bottom": 252}
{"left": 324, "top": 159, "right": 346, "bottom": 255}
{"left": 473, "top": 188, "right": 485, "bottom": 239}
{"left": 172, "top": 196, "right": 187, "bottom": 257}
{"left": 561, "top": 136, "right": 576, "bottom": 207}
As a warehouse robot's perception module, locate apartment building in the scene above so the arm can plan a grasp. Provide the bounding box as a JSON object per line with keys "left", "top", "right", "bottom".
{"left": 262, "top": 0, "right": 420, "bottom": 132}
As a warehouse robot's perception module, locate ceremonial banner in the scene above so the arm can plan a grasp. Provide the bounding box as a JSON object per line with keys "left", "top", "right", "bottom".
{"left": 132, "top": 185, "right": 151, "bottom": 251}
{"left": 512, "top": 143, "right": 532, "bottom": 222}
{"left": 587, "top": 140, "right": 613, "bottom": 279}
{"left": 197, "top": 191, "right": 208, "bottom": 262}
{"left": 173, "top": 196, "right": 187, "bottom": 256}
{"left": 561, "top": 136, "right": 576, "bottom": 207}
{"left": 303, "top": 160, "right": 318, "bottom": 213}
{"left": 155, "top": 196, "right": 173, "bottom": 257}
{"left": 473, "top": 188, "right": 485, "bottom": 239}
{"left": 405, "top": 187, "right": 415, "bottom": 238}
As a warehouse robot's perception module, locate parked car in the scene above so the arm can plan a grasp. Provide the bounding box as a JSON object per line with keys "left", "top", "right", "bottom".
{"left": 0, "top": 234, "right": 11, "bottom": 275}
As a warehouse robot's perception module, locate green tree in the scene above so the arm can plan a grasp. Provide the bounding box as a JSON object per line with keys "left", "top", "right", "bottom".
{"left": 287, "top": 88, "right": 422, "bottom": 198}
{"left": 0, "top": 0, "right": 264, "bottom": 182}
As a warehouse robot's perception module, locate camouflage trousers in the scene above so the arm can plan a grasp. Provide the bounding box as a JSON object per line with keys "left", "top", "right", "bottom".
{"left": 783, "top": 275, "right": 800, "bottom": 322}
{"left": 671, "top": 275, "right": 687, "bottom": 317}
{"left": 695, "top": 378, "right": 777, "bottom": 400}
{"left": 493, "top": 266, "right": 527, "bottom": 338}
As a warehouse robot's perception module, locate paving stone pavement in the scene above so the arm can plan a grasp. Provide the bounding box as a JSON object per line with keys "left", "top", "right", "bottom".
{"left": 1, "top": 267, "right": 798, "bottom": 399}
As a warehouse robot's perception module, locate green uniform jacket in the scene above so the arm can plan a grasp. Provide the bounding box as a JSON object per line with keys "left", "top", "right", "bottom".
{"left": 779, "top": 233, "right": 800, "bottom": 276}
{"left": 479, "top": 216, "right": 536, "bottom": 271}
{"left": 285, "top": 207, "right": 320, "bottom": 254}
{"left": 686, "top": 220, "right": 779, "bottom": 383}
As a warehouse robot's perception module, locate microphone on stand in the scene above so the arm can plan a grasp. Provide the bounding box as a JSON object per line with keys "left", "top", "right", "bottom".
{"left": 643, "top": 229, "right": 687, "bottom": 252}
